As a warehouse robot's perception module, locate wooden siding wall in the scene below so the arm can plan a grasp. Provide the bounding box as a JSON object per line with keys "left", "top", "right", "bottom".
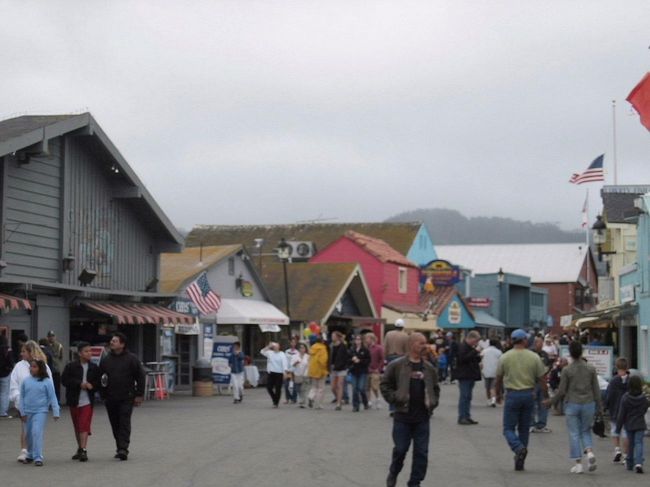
{"left": 3, "top": 139, "right": 63, "bottom": 281}
{"left": 62, "top": 137, "right": 157, "bottom": 291}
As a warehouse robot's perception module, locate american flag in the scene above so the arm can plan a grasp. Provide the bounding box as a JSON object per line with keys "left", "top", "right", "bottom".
{"left": 186, "top": 272, "right": 221, "bottom": 315}
{"left": 569, "top": 155, "right": 605, "bottom": 185}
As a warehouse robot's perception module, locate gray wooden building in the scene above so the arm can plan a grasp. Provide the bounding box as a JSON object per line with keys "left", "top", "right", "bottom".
{"left": 0, "top": 113, "right": 190, "bottom": 362}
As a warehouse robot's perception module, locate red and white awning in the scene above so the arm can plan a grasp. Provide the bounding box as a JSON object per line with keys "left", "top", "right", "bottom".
{"left": 0, "top": 293, "right": 32, "bottom": 311}
{"left": 82, "top": 302, "right": 194, "bottom": 325}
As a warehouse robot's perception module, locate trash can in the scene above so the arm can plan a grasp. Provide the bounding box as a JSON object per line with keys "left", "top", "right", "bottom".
{"left": 192, "top": 358, "right": 214, "bottom": 397}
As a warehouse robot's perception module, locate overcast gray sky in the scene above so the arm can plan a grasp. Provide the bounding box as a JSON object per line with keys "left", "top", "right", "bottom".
{"left": 2, "top": 1, "right": 650, "bottom": 231}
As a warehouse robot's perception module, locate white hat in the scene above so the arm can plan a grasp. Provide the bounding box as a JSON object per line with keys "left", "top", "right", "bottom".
{"left": 394, "top": 318, "right": 405, "bottom": 328}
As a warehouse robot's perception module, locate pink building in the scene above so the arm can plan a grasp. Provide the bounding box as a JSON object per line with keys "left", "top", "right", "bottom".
{"left": 311, "top": 231, "right": 421, "bottom": 338}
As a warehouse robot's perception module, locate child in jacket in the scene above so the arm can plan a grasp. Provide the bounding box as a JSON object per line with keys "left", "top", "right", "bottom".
{"left": 19, "top": 360, "right": 60, "bottom": 466}
{"left": 616, "top": 375, "right": 649, "bottom": 474}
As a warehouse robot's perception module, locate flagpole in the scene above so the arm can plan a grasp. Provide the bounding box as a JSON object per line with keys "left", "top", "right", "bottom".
{"left": 585, "top": 187, "right": 590, "bottom": 288}
{"left": 612, "top": 99, "right": 618, "bottom": 185}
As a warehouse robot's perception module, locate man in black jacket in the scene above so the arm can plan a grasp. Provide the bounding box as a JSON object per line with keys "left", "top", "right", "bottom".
{"left": 61, "top": 341, "right": 101, "bottom": 462}
{"left": 381, "top": 332, "right": 440, "bottom": 487}
{"left": 456, "top": 330, "right": 482, "bottom": 425}
{"left": 99, "top": 332, "right": 145, "bottom": 461}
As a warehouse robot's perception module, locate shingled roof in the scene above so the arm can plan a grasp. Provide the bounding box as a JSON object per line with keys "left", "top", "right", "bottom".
{"left": 160, "top": 245, "right": 242, "bottom": 293}
{"left": 601, "top": 185, "right": 650, "bottom": 224}
{"left": 0, "top": 115, "right": 79, "bottom": 143}
{"left": 343, "top": 231, "right": 418, "bottom": 268}
{"left": 186, "top": 222, "right": 422, "bottom": 256}
{"left": 262, "top": 262, "right": 375, "bottom": 323}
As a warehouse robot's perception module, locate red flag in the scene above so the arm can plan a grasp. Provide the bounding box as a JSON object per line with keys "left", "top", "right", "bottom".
{"left": 627, "top": 72, "right": 650, "bottom": 131}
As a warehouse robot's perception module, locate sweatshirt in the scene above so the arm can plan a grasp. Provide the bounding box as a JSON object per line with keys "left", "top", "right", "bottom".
{"left": 605, "top": 373, "right": 629, "bottom": 419}
{"left": 19, "top": 376, "right": 60, "bottom": 417}
{"left": 99, "top": 350, "right": 146, "bottom": 401}
{"left": 616, "top": 392, "right": 650, "bottom": 434}
{"left": 9, "top": 360, "right": 53, "bottom": 410}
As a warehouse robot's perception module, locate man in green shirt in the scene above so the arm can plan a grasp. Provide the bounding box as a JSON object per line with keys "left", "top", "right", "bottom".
{"left": 495, "top": 329, "right": 547, "bottom": 471}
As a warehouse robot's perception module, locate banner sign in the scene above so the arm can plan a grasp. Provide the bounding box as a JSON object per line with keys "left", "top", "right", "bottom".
{"left": 559, "top": 345, "right": 613, "bottom": 378}
{"left": 211, "top": 336, "right": 237, "bottom": 384}
{"left": 421, "top": 260, "right": 461, "bottom": 286}
{"left": 467, "top": 297, "right": 491, "bottom": 308}
{"left": 203, "top": 324, "right": 214, "bottom": 359}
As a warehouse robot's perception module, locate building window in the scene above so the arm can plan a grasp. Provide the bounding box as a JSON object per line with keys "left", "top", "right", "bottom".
{"left": 398, "top": 267, "right": 408, "bottom": 294}
{"left": 228, "top": 257, "right": 235, "bottom": 276}
{"left": 531, "top": 293, "right": 543, "bottom": 307}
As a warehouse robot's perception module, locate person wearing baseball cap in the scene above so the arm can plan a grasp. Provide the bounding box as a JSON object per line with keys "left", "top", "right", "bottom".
{"left": 495, "top": 329, "right": 547, "bottom": 471}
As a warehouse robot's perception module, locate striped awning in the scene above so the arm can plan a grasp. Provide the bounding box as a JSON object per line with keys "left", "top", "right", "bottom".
{"left": 0, "top": 293, "right": 32, "bottom": 311}
{"left": 82, "top": 301, "right": 194, "bottom": 325}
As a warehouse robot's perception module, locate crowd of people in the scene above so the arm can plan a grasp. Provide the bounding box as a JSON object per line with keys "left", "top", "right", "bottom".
{"left": 254, "top": 321, "right": 649, "bottom": 486}
{"left": 0, "top": 331, "right": 145, "bottom": 466}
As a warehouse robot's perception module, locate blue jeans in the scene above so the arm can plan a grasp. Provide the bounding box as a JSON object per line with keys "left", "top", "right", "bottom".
{"left": 458, "top": 380, "right": 475, "bottom": 420}
{"left": 503, "top": 389, "right": 535, "bottom": 453}
{"left": 565, "top": 401, "right": 595, "bottom": 460}
{"left": 390, "top": 420, "right": 430, "bottom": 487}
{"left": 0, "top": 375, "right": 10, "bottom": 416}
{"left": 627, "top": 430, "right": 645, "bottom": 469}
{"left": 25, "top": 412, "right": 49, "bottom": 462}
{"left": 532, "top": 384, "right": 548, "bottom": 428}
{"left": 284, "top": 378, "right": 297, "bottom": 403}
{"left": 350, "top": 373, "right": 368, "bottom": 409}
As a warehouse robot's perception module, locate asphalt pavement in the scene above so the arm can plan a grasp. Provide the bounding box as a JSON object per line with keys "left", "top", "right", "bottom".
{"left": 0, "top": 382, "right": 646, "bottom": 487}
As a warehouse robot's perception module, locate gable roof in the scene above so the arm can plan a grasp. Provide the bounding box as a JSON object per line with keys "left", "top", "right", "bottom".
{"left": 262, "top": 262, "right": 376, "bottom": 323}
{"left": 160, "top": 244, "right": 242, "bottom": 293}
{"left": 186, "top": 222, "right": 422, "bottom": 256}
{"left": 435, "top": 243, "right": 591, "bottom": 283}
{"left": 0, "top": 113, "right": 183, "bottom": 247}
{"left": 601, "top": 185, "right": 650, "bottom": 224}
{"left": 343, "top": 231, "right": 418, "bottom": 268}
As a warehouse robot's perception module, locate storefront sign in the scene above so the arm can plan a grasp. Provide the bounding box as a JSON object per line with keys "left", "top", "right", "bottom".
{"left": 174, "top": 322, "right": 200, "bottom": 335}
{"left": 259, "top": 324, "right": 281, "bottom": 333}
{"left": 560, "top": 315, "right": 573, "bottom": 328}
{"left": 448, "top": 301, "right": 462, "bottom": 325}
{"left": 467, "top": 297, "right": 491, "bottom": 308}
{"left": 421, "top": 260, "right": 460, "bottom": 286}
{"left": 620, "top": 285, "right": 635, "bottom": 304}
{"left": 211, "top": 339, "right": 234, "bottom": 384}
{"left": 559, "top": 345, "right": 613, "bottom": 378}
{"left": 170, "top": 298, "right": 199, "bottom": 317}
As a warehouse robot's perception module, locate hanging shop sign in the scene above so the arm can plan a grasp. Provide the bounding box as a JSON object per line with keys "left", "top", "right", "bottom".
{"left": 240, "top": 280, "right": 254, "bottom": 297}
{"left": 174, "top": 322, "right": 200, "bottom": 335}
{"left": 170, "top": 297, "right": 199, "bottom": 317}
{"left": 421, "top": 260, "right": 461, "bottom": 286}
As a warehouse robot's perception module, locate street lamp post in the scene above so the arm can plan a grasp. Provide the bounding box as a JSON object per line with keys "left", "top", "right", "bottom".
{"left": 277, "top": 238, "right": 291, "bottom": 317}
{"left": 591, "top": 215, "right": 615, "bottom": 261}
{"left": 497, "top": 268, "right": 506, "bottom": 325}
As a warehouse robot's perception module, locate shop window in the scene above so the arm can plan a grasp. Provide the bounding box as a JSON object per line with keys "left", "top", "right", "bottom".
{"left": 398, "top": 267, "right": 408, "bottom": 294}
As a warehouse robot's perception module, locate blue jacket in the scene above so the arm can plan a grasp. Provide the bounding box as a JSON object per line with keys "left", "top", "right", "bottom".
{"left": 229, "top": 351, "right": 245, "bottom": 374}
{"left": 19, "top": 376, "right": 60, "bottom": 417}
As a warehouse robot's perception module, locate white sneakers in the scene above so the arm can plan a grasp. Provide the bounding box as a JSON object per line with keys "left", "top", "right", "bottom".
{"left": 586, "top": 451, "right": 597, "bottom": 472}
{"left": 571, "top": 452, "right": 597, "bottom": 474}
{"left": 570, "top": 463, "right": 584, "bottom": 474}
{"left": 17, "top": 449, "right": 28, "bottom": 462}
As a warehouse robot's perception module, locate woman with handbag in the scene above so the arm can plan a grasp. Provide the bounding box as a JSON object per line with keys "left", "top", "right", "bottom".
{"left": 545, "top": 341, "right": 602, "bottom": 474}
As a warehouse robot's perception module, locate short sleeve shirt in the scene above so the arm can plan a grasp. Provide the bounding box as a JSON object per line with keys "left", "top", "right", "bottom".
{"left": 497, "top": 349, "right": 546, "bottom": 390}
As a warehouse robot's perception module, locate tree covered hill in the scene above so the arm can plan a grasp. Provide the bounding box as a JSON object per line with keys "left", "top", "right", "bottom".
{"left": 386, "top": 208, "right": 584, "bottom": 245}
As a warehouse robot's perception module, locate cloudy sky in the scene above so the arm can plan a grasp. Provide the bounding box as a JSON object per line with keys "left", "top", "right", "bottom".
{"left": 2, "top": 1, "right": 650, "bottom": 231}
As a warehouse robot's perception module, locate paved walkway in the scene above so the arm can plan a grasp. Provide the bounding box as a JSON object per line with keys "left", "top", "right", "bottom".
{"left": 0, "top": 382, "right": 645, "bottom": 486}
